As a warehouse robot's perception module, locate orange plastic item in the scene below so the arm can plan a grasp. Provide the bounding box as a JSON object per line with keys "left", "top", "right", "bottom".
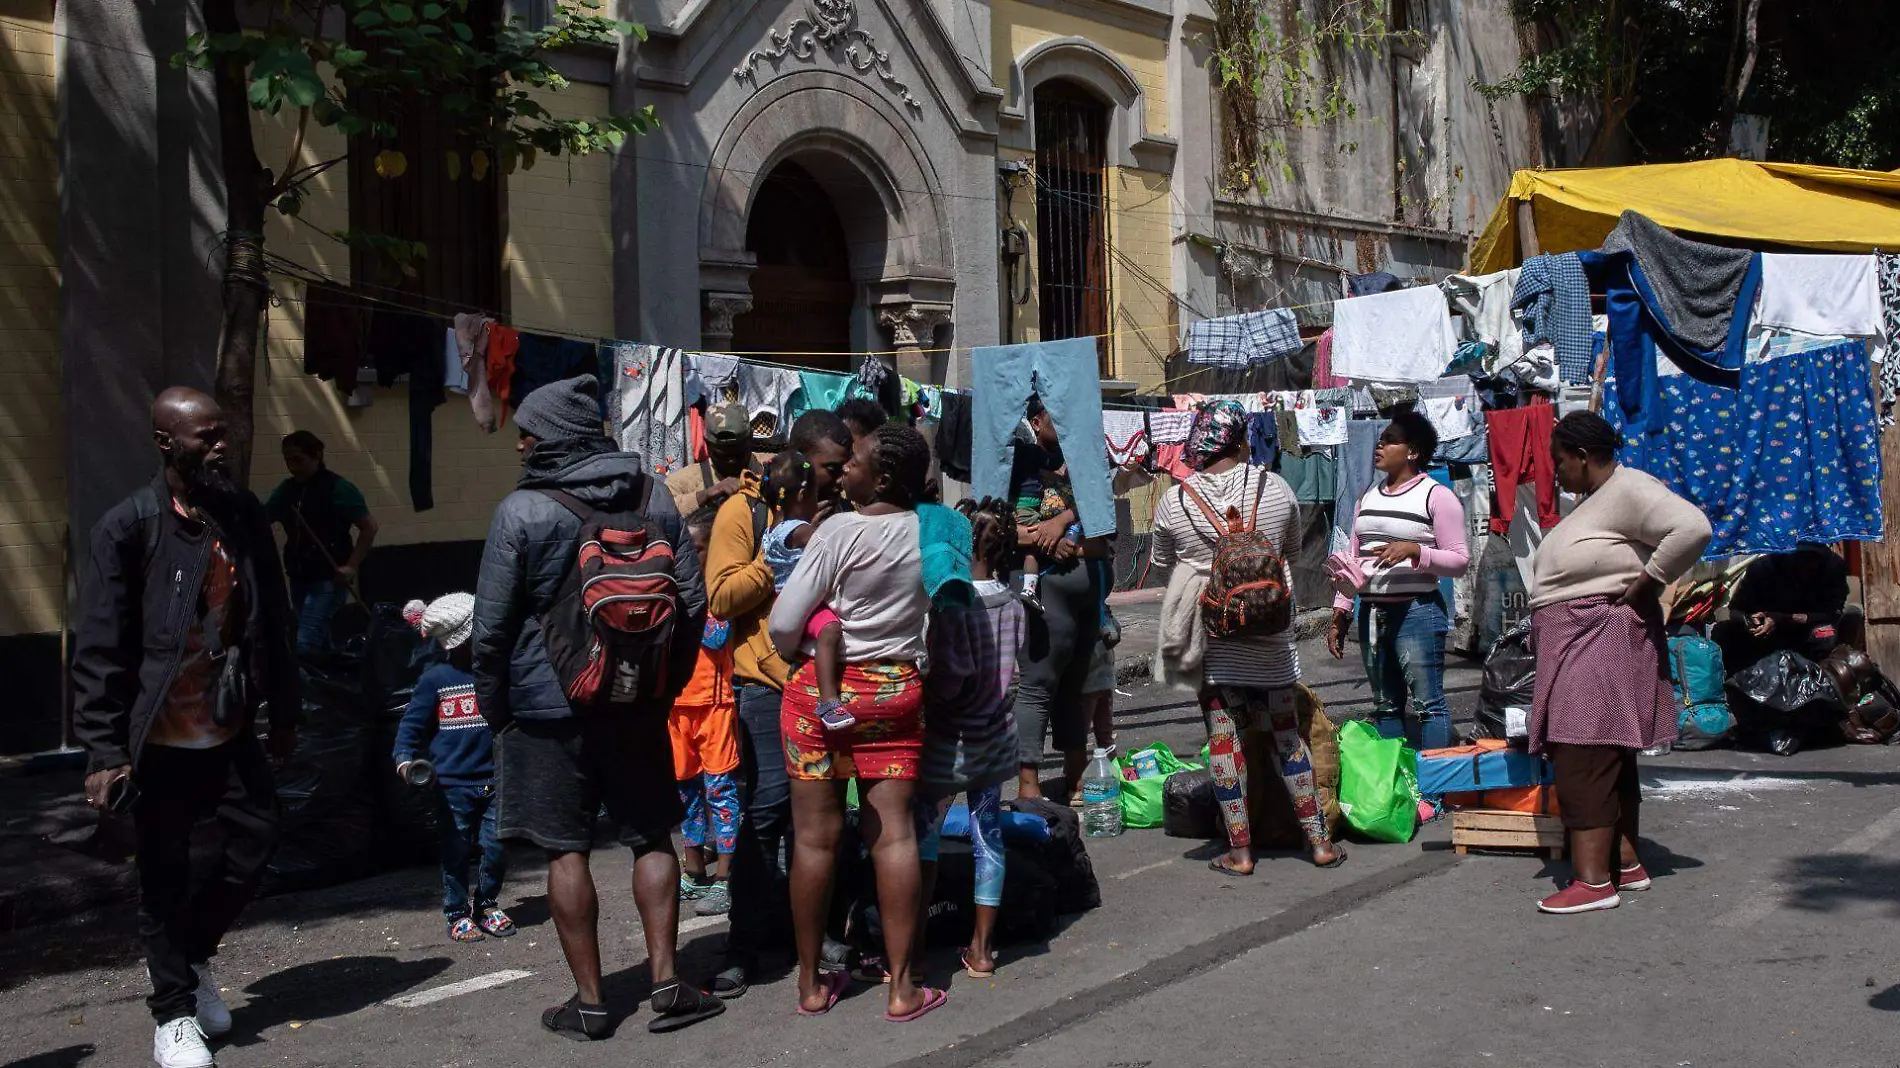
{"left": 1442, "top": 785, "right": 1560, "bottom": 815}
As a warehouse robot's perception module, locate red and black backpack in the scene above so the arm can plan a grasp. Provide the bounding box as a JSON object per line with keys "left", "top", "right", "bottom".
{"left": 535, "top": 482, "right": 681, "bottom": 711}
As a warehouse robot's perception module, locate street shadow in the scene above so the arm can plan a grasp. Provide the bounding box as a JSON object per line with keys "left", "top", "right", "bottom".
{"left": 1870, "top": 983, "right": 1900, "bottom": 1011}
{"left": 1779, "top": 854, "right": 1900, "bottom": 919}
{"left": 0, "top": 1046, "right": 96, "bottom": 1068}
{"left": 1635, "top": 836, "right": 1705, "bottom": 879}
{"left": 224, "top": 955, "right": 452, "bottom": 1045}
{"left": 504, "top": 893, "right": 551, "bottom": 930}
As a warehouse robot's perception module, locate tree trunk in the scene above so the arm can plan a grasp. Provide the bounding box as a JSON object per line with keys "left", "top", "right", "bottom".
{"left": 207, "top": 0, "right": 272, "bottom": 485}
{"left": 1715, "top": 0, "right": 1763, "bottom": 152}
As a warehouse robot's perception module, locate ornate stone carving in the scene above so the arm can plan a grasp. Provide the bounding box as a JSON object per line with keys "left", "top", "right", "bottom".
{"left": 877, "top": 304, "right": 951, "bottom": 348}
{"left": 733, "top": 0, "right": 922, "bottom": 113}
{"left": 703, "top": 292, "right": 753, "bottom": 343}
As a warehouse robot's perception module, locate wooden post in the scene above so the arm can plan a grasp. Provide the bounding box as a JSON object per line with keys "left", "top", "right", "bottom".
{"left": 1516, "top": 199, "right": 1542, "bottom": 261}
{"left": 1860, "top": 426, "right": 1900, "bottom": 668}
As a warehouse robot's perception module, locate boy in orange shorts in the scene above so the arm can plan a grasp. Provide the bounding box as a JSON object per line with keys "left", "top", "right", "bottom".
{"left": 673, "top": 506, "right": 741, "bottom": 915}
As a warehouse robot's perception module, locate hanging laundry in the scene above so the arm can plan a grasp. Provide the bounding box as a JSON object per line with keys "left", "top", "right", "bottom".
{"left": 1365, "top": 382, "right": 1419, "bottom": 412}
{"left": 920, "top": 385, "right": 944, "bottom": 420}
{"left": 1292, "top": 391, "right": 1349, "bottom": 447}
{"left": 1278, "top": 448, "right": 1337, "bottom": 505}
{"left": 1434, "top": 409, "right": 1489, "bottom": 466}
{"left": 1442, "top": 268, "right": 1524, "bottom": 374}
{"left": 407, "top": 315, "right": 449, "bottom": 514}
{"left": 1151, "top": 442, "right": 1195, "bottom": 481}
{"left": 512, "top": 333, "right": 601, "bottom": 423}
{"left": 1311, "top": 328, "right": 1348, "bottom": 390}
{"left": 302, "top": 281, "right": 368, "bottom": 392}
{"left": 687, "top": 405, "right": 707, "bottom": 463}
{"left": 1102, "top": 410, "right": 1151, "bottom": 467}
{"left": 1246, "top": 411, "right": 1278, "bottom": 469}
{"left": 901, "top": 377, "right": 923, "bottom": 412}
{"left": 737, "top": 363, "right": 803, "bottom": 429}
{"left": 787, "top": 369, "right": 854, "bottom": 425}
{"left": 1754, "top": 253, "right": 1884, "bottom": 342}
{"left": 485, "top": 324, "right": 521, "bottom": 425}
{"left": 1331, "top": 419, "right": 1385, "bottom": 551}
{"left": 443, "top": 327, "right": 468, "bottom": 395}
{"left": 607, "top": 343, "right": 688, "bottom": 476}
{"left": 1878, "top": 252, "right": 1900, "bottom": 428}
{"left": 1613, "top": 339, "right": 1882, "bottom": 557}
{"left": 1485, "top": 402, "right": 1560, "bottom": 535}
{"left": 970, "top": 338, "right": 1113, "bottom": 537}
{"left": 453, "top": 314, "right": 496, "bottom": 432}
{"left": 366, "top": 308, "right": 439, "bottom": 388}
{"left": 1148, "top": 409, "right": 1194, "bottom": 446}
{"left": 851, "top": 357, "right": 895, "bottom": 412}
{"left": 1510, "top": 254, "right": 1590, "bottom": 384}
{"left": 1330, "top": 285, "right": 1457, "bottom": 383}
{"left": 1420, "top": 395, "right": 1475, "bottom": 443}
{"left": 1183, "top": 308, "right": 1302, "bottom": 368}
{"left": 1580, "top": 238, "right": 1761, "bottom": 436}
{"left": 1349, "top": 272, "right": 1404, "bottom": 296}
{"left": 1274, "top": 409, "right": 1304, "bottom": 460}
{"left": 1172, "top": 391, "right": 1267, "bottom": 413}
{"left": 685, "top": 353, "right": 743, "bottom": 406}
{"left": 937, "top": 391, "right": 974, "bottom": 482}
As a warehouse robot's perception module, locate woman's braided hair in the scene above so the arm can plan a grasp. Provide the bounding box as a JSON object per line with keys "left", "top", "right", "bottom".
{"left": 869, "top": 424, "right": 931, "bottom": 506}
{"left": 1551, "top": 411, "right": 1621, "bottom": 462}
{"left": 762, "top": 449, "right": 813, "bottom": 511}
{"left": 969, "top": 496, "right": 1018, "bottom": 577}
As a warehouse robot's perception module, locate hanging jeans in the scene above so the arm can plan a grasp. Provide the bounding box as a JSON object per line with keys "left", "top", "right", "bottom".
{"left": 1201, "top": 687, "right": 1328, "bottom": 850}
{"left": 1359, "top": 592, "right": 1453, "bottom": 753}
{"left": 970, "top": 337, "right": 1114, "bottom": 537}
{"left": 436, "top": 783, "right": 505, "bottom": 920}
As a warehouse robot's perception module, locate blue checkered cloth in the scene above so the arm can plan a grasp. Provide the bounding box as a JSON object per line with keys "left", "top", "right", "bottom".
{"left": 1513, "top": 253, "right": 1593, "bottom": 384}
{"left": 1184, "top": 308, "right": 1302, "bottom": 368}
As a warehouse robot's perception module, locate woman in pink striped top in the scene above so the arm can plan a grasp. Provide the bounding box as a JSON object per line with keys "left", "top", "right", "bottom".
{"left": 1326, "top": 410, "right": 1471, "bottom": 751}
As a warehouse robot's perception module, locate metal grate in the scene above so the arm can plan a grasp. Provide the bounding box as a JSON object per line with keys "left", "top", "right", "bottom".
{"left": 1034, "top": 84, "right": 1112, "bottom": 375}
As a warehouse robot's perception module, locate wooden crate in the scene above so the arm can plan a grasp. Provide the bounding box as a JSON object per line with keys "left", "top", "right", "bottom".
{"left": 1451, "top": 808, "right": 1566, "bottom": 860}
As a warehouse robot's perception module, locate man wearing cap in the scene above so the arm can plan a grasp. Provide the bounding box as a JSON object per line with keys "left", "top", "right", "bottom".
{"left": 471, "top": 374, "right": 725, "bottom": 1038}
{"left": 668, "top": 402, "right": 764, "bottom": 515}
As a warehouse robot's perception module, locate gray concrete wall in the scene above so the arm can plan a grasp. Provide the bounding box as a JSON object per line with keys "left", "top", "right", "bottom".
{"left": 59, "top": 0, "right": 225, "bottom": 549}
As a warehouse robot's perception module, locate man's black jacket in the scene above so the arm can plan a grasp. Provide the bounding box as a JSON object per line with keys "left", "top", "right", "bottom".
{"left": 71, "top": 473, "right": 300, "bottom": 774}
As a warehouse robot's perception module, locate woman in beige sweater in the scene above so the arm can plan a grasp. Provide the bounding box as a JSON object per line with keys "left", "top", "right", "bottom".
{"left": 1529, "top": 412, "right": 1711, "bottom": 916}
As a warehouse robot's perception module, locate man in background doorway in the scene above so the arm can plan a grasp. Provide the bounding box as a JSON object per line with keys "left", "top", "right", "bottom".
{"left": 266, "top": 431, "right": 377, "bottom": 654}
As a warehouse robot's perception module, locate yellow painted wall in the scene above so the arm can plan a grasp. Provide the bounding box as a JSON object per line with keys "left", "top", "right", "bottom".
{"left": 0, "top": 4, "right": 64, "bottom": 637}
{"left": 1106, "top": 165, "right": 1174, "bottom": 388}
{"left": 248, "top": 84, "right": 615, "bottom": 549}
{"left": 991, "top": 0, "right": 1169, "bottom": 136}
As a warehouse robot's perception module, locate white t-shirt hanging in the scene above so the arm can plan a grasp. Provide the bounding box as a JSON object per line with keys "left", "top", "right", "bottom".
{"left": 1755, "top": 254, "right": 1883, "bottom": 340}
{"left": 1420, "top": 395, "right": 1474, "bottom": 442}
{"left": 1292, "top": 391, "right": 1349, "bottom": 447}
{"left": 1330, "top": 284, "right": 1457, "bottom": 383}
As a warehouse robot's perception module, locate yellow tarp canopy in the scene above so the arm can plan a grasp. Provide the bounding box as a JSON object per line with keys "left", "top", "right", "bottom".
{"left": 1469, "top": 159, "right": 1900, "bottom": 274}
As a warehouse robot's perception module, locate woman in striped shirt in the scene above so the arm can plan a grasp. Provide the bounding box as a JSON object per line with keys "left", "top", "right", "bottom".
{"left": 1326, "top": 410, "right": 1470, "bottom": 752}
{"left": 1152, "top": 400, "right": 1343, "bottom": 876}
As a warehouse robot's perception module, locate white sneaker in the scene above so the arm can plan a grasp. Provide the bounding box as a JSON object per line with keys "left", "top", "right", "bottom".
{"left": 153, "top": 1017, "right": 215, "bottom": 1068}
{"left": 193, "top": 964, "right": 232, "bottom": 1038}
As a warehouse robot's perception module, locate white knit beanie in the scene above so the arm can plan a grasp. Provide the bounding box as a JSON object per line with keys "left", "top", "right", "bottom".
{"left": 404, "top": 592, "right": 476, "bottom": 651}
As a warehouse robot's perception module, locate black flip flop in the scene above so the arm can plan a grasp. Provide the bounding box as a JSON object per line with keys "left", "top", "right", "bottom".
{"left": 648, "top": 980, "right": 727, "bottom": 1033}
{"left": 541, "top": 995, "right": 613, "bottom": 1041}
{"left": 1207, "top": 858, "right": 1255, "bottom": 877}
{"left": 710, "top": 965, "right": 750, "bottom": 1001}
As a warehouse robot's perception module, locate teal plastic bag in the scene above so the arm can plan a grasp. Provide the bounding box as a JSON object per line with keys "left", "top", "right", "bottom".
{"left": 1336, "top": 720, "right": 1420, "bottom": 844}
{"left": 1115, "top": 742, "right": 1202, "bottom": 829}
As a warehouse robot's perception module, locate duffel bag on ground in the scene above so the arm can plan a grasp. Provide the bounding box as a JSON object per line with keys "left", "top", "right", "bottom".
{"left": 1162, "top": 768, "right": 1220, "bottom": 840}
{"left": 1415, "top": 739, "right": 1552, "bottom": 797}
{"left": 1009, "top": 796, "right": 1102, "bottom": 913}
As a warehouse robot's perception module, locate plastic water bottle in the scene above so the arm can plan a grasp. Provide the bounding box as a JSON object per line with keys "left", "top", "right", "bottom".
{"left": 1080, "top": 748, "right": 1124, "bottom": 838}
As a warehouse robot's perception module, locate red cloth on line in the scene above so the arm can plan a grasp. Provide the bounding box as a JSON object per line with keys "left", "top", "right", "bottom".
{"left": 1486, "top": 401, "right": 1560, "bottom": 535}
{"left": 688, "top": 405, "right": 707, "bottom": 463}
{"left": 485, "top": 324, "right": 521, "bottom": 425}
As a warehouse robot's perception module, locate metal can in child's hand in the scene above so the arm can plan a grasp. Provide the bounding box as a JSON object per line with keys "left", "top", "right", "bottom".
{"left": 402, "top": 760, "right": 436, "bottom": 787}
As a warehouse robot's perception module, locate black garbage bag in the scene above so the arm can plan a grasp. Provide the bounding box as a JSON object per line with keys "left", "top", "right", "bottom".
{"left": 1726, "top": 650, "right": 1849, "bottom": 756}
{"left": 1162, "top": 769, "right": 1221, "bottom": 840}
{"left": 1478, "top": 621, "right": 1535, "bottom": 744}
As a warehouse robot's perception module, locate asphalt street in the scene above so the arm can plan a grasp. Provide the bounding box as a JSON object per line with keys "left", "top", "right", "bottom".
{"left": 5, "top": 637, "right": 1900, "bottom": 1068}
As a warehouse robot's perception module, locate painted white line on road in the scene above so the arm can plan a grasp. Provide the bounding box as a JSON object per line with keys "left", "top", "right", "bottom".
{"left": 384, "top": 969, "right": 534, "bottom": 1008}
{"left": 1113, "top": 859, "right": 1178, "bottom": 881}
{"left": 1714, "top": 803, "right": 1900, "bottom": 929}
{"left": 1646, "top": 774, "right": 1808, "bottom": 800}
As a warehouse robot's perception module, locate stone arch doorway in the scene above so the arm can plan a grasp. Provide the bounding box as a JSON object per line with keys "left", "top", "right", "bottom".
{"left": 730, "top": 159, "right": 856, "bottom": 366}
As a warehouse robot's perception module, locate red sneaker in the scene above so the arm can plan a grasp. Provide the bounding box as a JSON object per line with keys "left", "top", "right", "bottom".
{"left": 1614, "top": 863, "right": 1652, "bottom": 892}
{"left": 1537, "top": 879, "right": 1621, "bottom": 914}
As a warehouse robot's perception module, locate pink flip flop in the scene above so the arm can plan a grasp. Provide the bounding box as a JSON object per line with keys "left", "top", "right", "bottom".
{"left": 884, "top": 986, "right": 947, "bottom": 1023}
{"left": 796, "top": 970, "right": 849, "bottom": 1017}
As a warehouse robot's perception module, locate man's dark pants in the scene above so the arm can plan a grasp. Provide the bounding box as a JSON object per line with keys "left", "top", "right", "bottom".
{"left": 724, "top": 681, "right": 791, "bottom": 971}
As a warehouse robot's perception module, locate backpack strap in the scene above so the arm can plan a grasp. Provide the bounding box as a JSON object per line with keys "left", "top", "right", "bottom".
{"left": 1243, "top": 467, "right": 1271, "bottom": 535}
{"left": 535, "top": 488, "right": 594, "bottom": 521}
{"left": 1177, "top": 478, "right": 1230, "bottom": 538}
{"left": 131, "top": 484, "right": 163, "bottom": 575}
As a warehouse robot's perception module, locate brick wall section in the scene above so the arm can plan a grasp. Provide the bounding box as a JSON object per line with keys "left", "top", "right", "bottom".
{"left": 244, "top": 84, "right": 616, "bottom": 549}
{"left": 0, "top": 6, "right": 65, "bottom": 637}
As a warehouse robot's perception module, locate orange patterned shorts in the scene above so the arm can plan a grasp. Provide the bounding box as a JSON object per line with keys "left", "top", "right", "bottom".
{"left": 782, "top": 660, "right": 924, "bottom": 782}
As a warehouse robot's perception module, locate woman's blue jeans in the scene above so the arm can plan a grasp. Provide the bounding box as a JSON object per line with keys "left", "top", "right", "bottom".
{"left": 1358, "top": 592, "right": 1453, "bottom": 752}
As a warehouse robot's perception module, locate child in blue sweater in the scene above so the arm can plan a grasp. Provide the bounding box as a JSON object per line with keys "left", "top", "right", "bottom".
{"left": 394, "top": 593, "right": 514, "bottom": 943}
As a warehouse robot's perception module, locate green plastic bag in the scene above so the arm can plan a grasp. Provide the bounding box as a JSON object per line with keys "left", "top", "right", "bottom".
{"left": 1115, "top": 742, "right": 1202, "bottom": 829}
{"left": 1336, "top": 720, "right": 1420, "bottom": 844}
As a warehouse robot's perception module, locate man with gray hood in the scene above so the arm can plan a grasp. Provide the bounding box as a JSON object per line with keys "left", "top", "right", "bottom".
{"left": 472, "top": 374, "right": 724, "bottom": 1039}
